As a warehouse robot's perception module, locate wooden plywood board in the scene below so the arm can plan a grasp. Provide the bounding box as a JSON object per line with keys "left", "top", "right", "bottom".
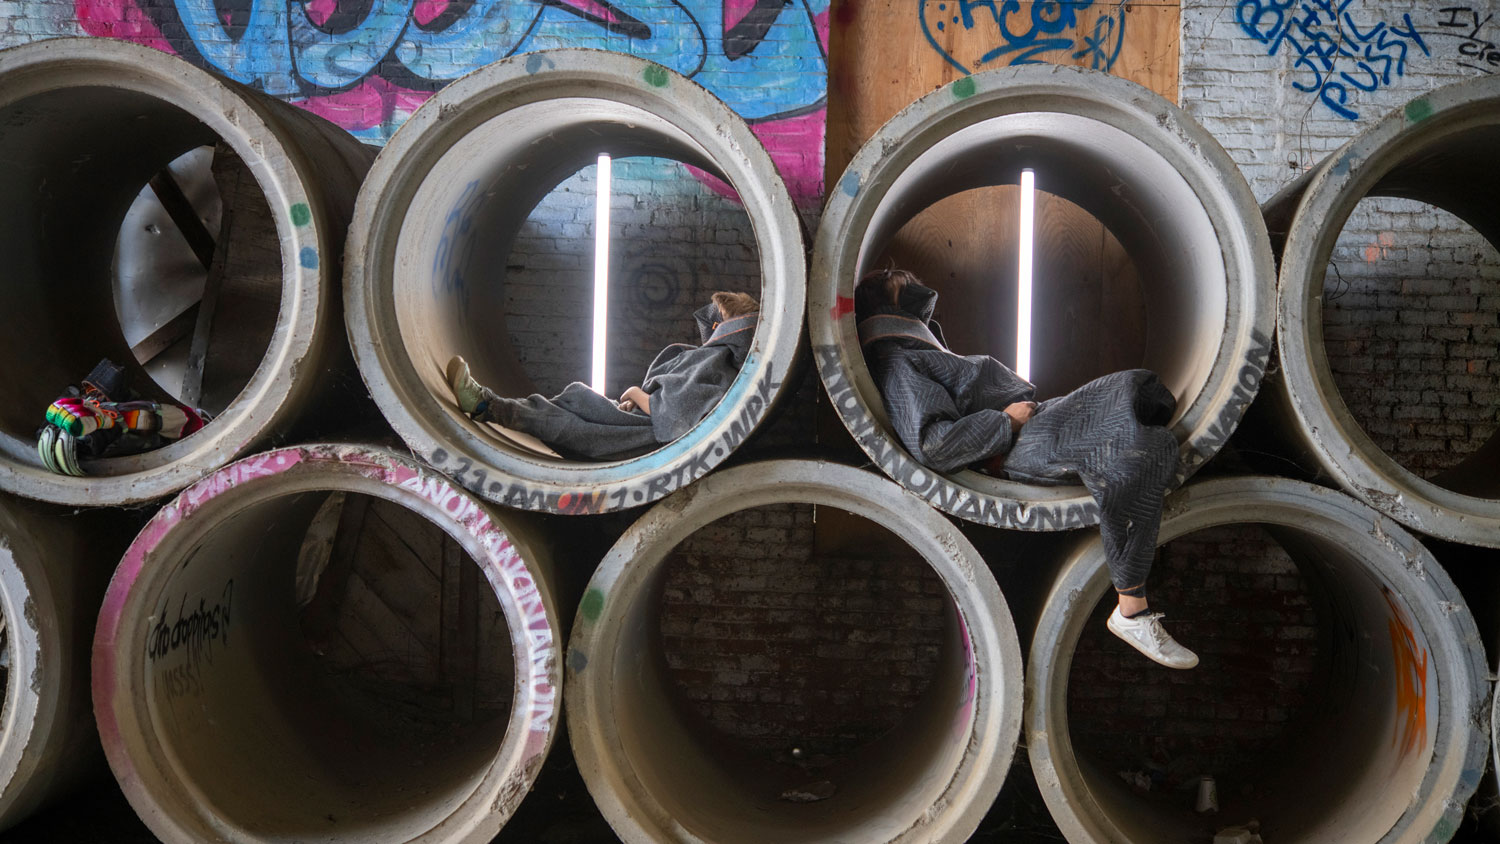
{"left": 828, "top": 0, "right": 1181, "bottom": 180}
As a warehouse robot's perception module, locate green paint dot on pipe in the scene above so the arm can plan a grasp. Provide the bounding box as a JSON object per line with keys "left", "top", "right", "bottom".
{"left": 1405, "top": 98, "right": 1433, "bottom": 124}
{"left": 580, "top": 588, "right": 605, "bottom": 621}
{"left": 643, "top": 65, "right": 669, "bottom": 88}
{"left": 289, "top": 202, "right": 311, "bottom": 226}
{"left": 952, "top": 76, "right": 977, "bottom": 99}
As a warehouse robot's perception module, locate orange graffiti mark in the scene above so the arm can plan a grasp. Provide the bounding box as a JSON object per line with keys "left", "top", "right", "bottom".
{"left": 1383, "top": 587, "right": 1428, "bottom": 760}
{"left": 1364, "top": 231, "right": 1396, "bottom": 263}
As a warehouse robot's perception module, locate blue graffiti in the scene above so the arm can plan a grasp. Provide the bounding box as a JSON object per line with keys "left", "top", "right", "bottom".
{"left": 1236, "top": 0, "right": 1430, "bottom": 120}
{"left": 148, "top": 0, "right": 826, "bottom": 120}
{"left": 919, "top": 0, "right": 1126, "bottom": 75}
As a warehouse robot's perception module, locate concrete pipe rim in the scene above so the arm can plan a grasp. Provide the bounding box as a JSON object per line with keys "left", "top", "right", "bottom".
{"left": 0, "top": 38, "right": 339, "bottom": 507}
{"left": 0, "top": 503, "right": 50, "bottom": 822}
{"left": 344, "top": 48, "right": 806, "bottom": 516}
{"left": 565, "top": 459, "right": 1023, "bottom": 844}
{"left": 1025, "top": 475, "right": 1489, "bottom": 844}
{"left": 810, "top": 64, "right": 1275, "bottom": 531}
{"left": 91, "top": 444, "right": 562, "bottom": 844}
{"left": 1276, "top": 76, "right": 1500, "bottom": 546}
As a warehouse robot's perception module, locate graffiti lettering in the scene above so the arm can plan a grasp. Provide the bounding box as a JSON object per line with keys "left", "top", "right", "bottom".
{"left": 920, "top": 0, "right": 1126, "bottom": 75}
{"left": 1235, "top": 0, "right": 1430, "bottom": 120}
{"left": 816, "top": 344, "right": 1101, "bottom": 530}
{"left": 147, "top": 580, "right": 234, "bottom": 668}
{"left": 1382, "top": 586, "right": 1429, "bottom": 759}
{"left": 1435, "top": 7, "right": 1499, "bottom": 74}
{"left": 1185, "top": 327, "right": 1273, "bottom": 475}
{"left": 493, "top": 537, "right": 556, "bottom": 732}
{"left": 428, "top": 363, "right": 780, "bottom": 513}
{"left": 77, "top": 0, "right": 830, "bottom": 203}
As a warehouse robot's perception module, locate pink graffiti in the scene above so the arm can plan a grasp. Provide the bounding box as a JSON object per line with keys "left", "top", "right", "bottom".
{"left": 74, "top": 0, "right": 828, "bottom": 207}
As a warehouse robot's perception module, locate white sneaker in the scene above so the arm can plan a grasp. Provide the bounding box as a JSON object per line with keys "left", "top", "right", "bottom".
{"left": 1107, "top": 607, "right": 1199, "bottom": 669}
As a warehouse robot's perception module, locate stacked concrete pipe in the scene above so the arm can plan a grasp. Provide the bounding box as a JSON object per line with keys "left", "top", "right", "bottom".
{"left": 344, "top": 49, "right": 806, "bottom": 517}
{"left": 566, "top": 459, "right": 1023, "bottom": 844}
{"left": 92, "top": 444, "right": 563, "bottom": 844}
{"left": 1027, "top": 476, "right": 1488, "bottom": 844}
{"left": 0, "top": 38, "right": 373, "bottom": 506}
{"left": 811, "top": 64, "right": 1275, "bottom": 530}
{"left": 1259, "top": 76, "right": 1500, "bottom": 548}
{"left": 0, "top": 497, "right": 129, "bottom": 830}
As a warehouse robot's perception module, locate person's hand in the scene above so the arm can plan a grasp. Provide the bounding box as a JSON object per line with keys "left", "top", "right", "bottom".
{"left": 1003, "top": 401, "right": 1037, "bottom": 432}
{"left": 619, "top": 386, "right": 651, "bottom": 415}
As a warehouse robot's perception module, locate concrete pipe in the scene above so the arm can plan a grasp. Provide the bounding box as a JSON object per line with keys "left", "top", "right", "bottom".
{"left": 1262, "top": 76, "right": 1500, "bottom": 547}
{"left": 0, "top": 38, "right": 373, "bottom": 507}
{"left": 92, "top": 444, "right": 562, "bottom": 844}
{"left": 345, "top": 49, "right": 805, "bottom": 516}
{"left": 0, "top": 497, "right": 129, "bottom": 830}
{"left": 566, "top": 459, "right": 1022, "bottom": 844}
{"left": 1027, "top": 476, "right": 1488, "bottom": 844}
{"left": 811, "top": 65, "right": 1275, "bottom": 530}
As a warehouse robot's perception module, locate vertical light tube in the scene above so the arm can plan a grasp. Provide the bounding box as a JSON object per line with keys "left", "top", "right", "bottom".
{"left": 592, "top": 153, "right": 612, "bottom": 394}
{"left": 1017, "top": 168, "right": 1035, "bottom": 382}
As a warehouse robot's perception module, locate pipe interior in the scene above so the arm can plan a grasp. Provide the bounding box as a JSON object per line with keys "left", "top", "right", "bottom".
{"left": 878, "top": 185, "right": 1146, "bottom": 399}
{"left": 112, "top": 144, "right": 281, "bottom": 413}
{"left": 1064, "top": 523, "right": 1435, "bottom": 842}
{"left": 395, "top": 99, "right": 761, "bottom": 459}
{"left": 613, "top": 503, "right": 972, "bottom": 843}
{"left": 0, "top": 88, "right": 283, "bottom": 475}
{"left": 143, "top": 489, "right": 513, "bottom": 840}
{"left": 856, "top": 112, "right": 1227, "bottom": 414}
{"left": 1319, "top": 145, "right": 1500, "bottom": 496}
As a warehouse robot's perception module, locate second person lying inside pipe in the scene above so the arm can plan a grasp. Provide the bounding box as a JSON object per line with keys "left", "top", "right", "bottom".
{"left": 445, "top": 292, "right": 758, "bottom": 461}
{"left": 856, "top": 269, "right": 1196, "bottom": 669}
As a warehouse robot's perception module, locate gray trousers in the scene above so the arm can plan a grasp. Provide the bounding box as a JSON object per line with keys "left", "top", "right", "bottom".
{"left": 1003, "top": 370, "right": 1179, "bottom": 597}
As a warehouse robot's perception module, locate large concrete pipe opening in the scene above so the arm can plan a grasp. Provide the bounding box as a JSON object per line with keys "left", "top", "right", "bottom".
{"left": 0, "top": 39, "right": 372, "bottom": 507}
{"left": 1269, "top": 76, "right": 1500, "bottom": 546}
{"left": 93, "top": 445, "right": 562, "bottom": 844}
{"left": 504, "top": 157, "right": 760, "bottom": 406}
{"left": 567, "top": 460, "right": 1022, "bottom": 843}
{"left": 1028, "top": 477, "right": 1488, "bottom": 844}
{"left": 811, "top": 65, "right": 1274, "bottom": 530}
{"left": 0, "top": 498, "right": 128, "bottom": 830}
{"left": 346, "top": 50, "right": 805, "bottom": 515}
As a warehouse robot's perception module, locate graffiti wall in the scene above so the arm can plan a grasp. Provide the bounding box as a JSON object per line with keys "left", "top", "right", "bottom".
{"left": 5, "top": 0, "right": 829, "bottom": 205}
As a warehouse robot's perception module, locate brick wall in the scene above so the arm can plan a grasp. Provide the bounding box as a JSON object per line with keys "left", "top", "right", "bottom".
{"left": 1324, "top": 198, "right": 1500, "bottom": 479}
{"left": 1068, "top": 524, "right": 1321, "bottom": 790}
{"left": 658, "top": 504, "right": 950, "bottom": 758}
{"left": 504, "top": 158, "right": 763, "bottom": 399}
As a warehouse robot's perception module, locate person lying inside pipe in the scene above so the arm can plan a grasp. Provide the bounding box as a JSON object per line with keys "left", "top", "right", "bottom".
{"left": 855, "top": 269, "right": 1196, "bottom": 669}
{"left": 37, "top": 358, "right": 210, "bottom": 476}
{"left": 445, "top": 291, "right": 758, "bottom": 461}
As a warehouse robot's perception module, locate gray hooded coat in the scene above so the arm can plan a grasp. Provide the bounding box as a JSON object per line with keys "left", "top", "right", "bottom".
{"left": 477, "top": 302, "right": 755, "bottom": 461}
{"left": 857, "top": 278, "right": 1179, "bottom": 595}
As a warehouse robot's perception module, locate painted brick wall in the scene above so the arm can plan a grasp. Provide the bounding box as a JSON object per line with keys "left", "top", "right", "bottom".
{"left": 0, "top": 0, "right": 829, "bottom": 206}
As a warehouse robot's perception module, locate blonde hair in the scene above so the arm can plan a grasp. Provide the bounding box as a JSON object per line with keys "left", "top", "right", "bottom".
{"left": 712, "top": 291, "right": 759, "bottom": 319}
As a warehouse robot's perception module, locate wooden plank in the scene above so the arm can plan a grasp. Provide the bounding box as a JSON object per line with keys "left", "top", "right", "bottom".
{"left": 148, "top": 168, "right": 217, "bottom": 272}
{"left": 180, "top": 143, "right": 239, "bottom": 407}
{"left": 301, "top": 493, "right": 371, "bottom": 650}
{"left": 828, "top": 0, "right": 1181, "bottom": 184}
{"left": 129, "top": 300, "right": 199, "bottom": 365}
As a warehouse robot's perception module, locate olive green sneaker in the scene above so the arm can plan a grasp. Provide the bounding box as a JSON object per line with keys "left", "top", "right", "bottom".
{"left": 446, "top": 356, "right": 484, "bottom": 417}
